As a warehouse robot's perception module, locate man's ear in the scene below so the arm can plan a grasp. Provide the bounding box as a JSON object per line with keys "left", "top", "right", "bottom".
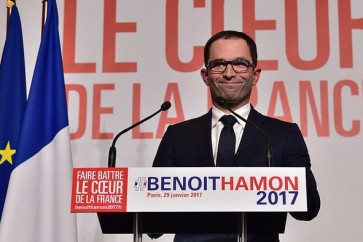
{"left": 252, "top": 68, "right": 261, "bottom": 86}
{"left": 200, "top": 68, "right": 210, "bottom": 86}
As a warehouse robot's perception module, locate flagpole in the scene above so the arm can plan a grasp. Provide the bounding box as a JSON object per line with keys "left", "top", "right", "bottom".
{"left": 6, "top": 8, "right": 10, "bottom": 36}
{"left": 41, "top": 0, "right": 47, "bottom": 35}
{"left": 6, "top": 0, "right": 16, "bottom": 36}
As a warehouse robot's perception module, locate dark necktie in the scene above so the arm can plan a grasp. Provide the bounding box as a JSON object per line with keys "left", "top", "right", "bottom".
{"left": 216, "top": 115, "right": 237, "bottom": 167}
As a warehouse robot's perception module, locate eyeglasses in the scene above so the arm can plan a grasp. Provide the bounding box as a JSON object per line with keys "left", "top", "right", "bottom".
{"left": 207, "top": 58, "right": 256, "bottom": 74}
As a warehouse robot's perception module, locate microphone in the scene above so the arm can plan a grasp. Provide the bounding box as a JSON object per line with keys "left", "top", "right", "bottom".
{"left": 108, "top": 101, "right": 172, "bottom": 167}
{"left": 216, "top": 97, "right": 273, "bottom": 167}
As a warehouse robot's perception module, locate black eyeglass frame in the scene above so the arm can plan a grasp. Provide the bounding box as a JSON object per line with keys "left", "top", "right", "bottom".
{"left": 207, "top": 58, "right": 256, "bottom": 74}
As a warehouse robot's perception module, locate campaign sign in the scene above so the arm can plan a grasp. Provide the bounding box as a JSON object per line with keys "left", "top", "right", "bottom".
{"left": 71, "top": 168, "right": 128, "bottom": 212}
{"left": 127, "top": 167, "right": 307, "bottom": 212}
{"left": 71, "top": 167, "right": 306, "bottom": 213}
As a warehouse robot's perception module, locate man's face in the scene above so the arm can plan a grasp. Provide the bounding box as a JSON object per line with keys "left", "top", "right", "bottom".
{"left": 201, "top": 38, "right": 260, "bottom": 110}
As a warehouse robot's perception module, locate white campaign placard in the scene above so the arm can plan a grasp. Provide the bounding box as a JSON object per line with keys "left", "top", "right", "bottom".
{"left": 127, "top": 167, "right": 306, "bottom": 212}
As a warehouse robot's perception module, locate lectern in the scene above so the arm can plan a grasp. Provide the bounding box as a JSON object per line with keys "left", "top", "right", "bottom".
{"left": 71, "top": 167, "right": 307, "bottom": 242}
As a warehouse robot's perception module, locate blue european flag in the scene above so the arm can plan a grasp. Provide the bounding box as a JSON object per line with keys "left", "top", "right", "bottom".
{"left": 0, "top": 5, "right": 26, "bottom": 221}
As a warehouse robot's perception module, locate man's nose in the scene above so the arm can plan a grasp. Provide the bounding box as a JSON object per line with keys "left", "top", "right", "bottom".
{"left": 223, "top": 63, "right": 237, "bottom": 78}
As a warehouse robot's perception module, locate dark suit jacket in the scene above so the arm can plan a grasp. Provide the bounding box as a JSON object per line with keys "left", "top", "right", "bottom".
{"left": 151, "top": 106, "right": 320, "bottom": 241}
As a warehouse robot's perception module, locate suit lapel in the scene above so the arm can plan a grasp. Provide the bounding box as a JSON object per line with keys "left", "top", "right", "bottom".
{"left": 235, "top": 106, "right": 265, "bottom": 166}
{"left": 192, "top": 111, "right": 215, "bottom": 167}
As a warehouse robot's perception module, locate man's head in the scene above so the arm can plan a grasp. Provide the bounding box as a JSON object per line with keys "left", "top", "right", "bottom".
{"left": 203, "top": 30, "right": 258, "bottom": 68}
{"left": 201, "top": 30, "right": 261, "bottom": 111}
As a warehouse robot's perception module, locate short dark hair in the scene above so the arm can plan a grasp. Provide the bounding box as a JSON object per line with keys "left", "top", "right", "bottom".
{"left": 203, "top": 30, "right": 258, "bottom": 67}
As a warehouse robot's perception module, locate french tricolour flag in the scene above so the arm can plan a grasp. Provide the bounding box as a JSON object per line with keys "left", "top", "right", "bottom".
{"left": 0, "top": 0, "right": 77, "bottom": 241}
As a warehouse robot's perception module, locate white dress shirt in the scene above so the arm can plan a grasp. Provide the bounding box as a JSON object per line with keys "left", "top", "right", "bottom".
{"left": 211, "top": 103, "right": 251, "bottom": 165}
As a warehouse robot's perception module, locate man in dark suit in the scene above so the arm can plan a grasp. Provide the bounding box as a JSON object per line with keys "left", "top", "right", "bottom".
{"left": 151, "top": 30, "right": 320, "bottom": 242}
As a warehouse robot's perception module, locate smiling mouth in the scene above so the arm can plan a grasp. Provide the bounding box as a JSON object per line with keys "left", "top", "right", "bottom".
{"left": 220, "top": 81, "right": 242, "bottom": 85}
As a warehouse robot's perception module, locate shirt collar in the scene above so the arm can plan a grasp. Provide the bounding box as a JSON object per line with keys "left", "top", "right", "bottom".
{"left": 212, "top": 103, "right": 251, "bottom": 128}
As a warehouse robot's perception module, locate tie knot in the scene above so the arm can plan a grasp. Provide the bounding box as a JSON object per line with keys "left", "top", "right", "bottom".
{"left": 220, "top": 115, "right": 237, "bottom": 126}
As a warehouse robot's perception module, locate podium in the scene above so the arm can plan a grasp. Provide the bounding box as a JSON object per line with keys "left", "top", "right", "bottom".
{"left": 71, "top": 167, "right": 307, "bottom": 241}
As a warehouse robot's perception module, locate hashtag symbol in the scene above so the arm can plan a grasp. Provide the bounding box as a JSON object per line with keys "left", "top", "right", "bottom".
{"left": 134, "top": 177, "right": 147, "bottom": 191}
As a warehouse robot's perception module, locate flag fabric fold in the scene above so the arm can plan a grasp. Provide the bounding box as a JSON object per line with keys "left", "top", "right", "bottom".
{"left": 0, "top": 5, "right": 26, "bottom": 221}
{"left": 0, "top": 0, "right": 78, "bottom": 241}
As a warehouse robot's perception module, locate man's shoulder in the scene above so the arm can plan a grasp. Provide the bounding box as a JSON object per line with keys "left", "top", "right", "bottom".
{"left": 171, "top": 111, "right": 211, "bottom": 128}
{"left": 250, "top": 108, "right": 300, "bottom": 136}
{"left": 251, "top": 107, "right": 294, "bottom": 127}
